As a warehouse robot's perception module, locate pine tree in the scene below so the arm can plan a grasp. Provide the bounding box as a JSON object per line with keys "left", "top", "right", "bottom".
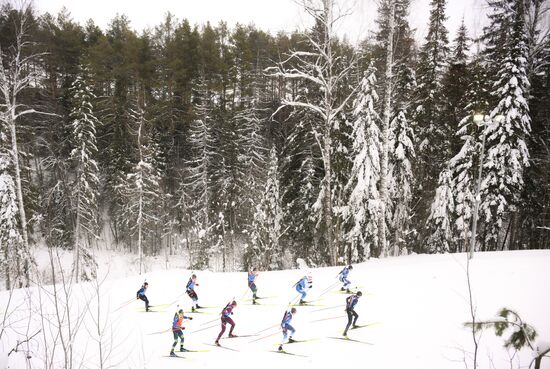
{"left": 414, "top": 0, "right": 450, "bottom": 243}
{"left": 68, "top": 71, "right": 100, "bottom": 282}
{"left": 425, "top": 167, "right": 455, "bottom": 253}
{"left": 344, "top": 67, "right": 381, "bottom": 262}
{"left": 118, "top": 103, "right": 163, "bottom": 274}
{"left": 441, "top": 20, "right": 471, "bottom": 156}
{"left": 246, "top": 147, "right": 283, "bottom": 270}
{"left": 448, "top": 58, "right": 490, "bottom": 252}
{"left": 0, "top": 141, "right": 22, "bottom": 290}
{"left": 183, "top": 79, "right": 218, "bottom": 269}
{"left": 388, "top": 109, "right": 416, "bottom": 255}
{"left": 480, "top": 0, "right": 531, "bottom": 249}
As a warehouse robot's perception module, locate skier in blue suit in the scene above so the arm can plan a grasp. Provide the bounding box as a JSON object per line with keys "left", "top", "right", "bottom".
{"left": 338, "top": 265, "right": 353, "bottom": 292}
{"left": 278, "top": 307, "right": 297, "bottom": 351}
{"left": 295, "top": 275, "right": 312, "bottom": 304}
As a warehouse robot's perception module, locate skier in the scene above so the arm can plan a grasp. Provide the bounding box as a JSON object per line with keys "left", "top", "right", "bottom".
{"left": 248, "top": 268, "right": 259, "bottom": 304}
{"left": 278, "top": 307, "right": 297, "bottom": 351}
{"left": 295, "top": 275, "right": 312, "bottom": 304}
{"left": 343, "top": 291, "right": 362, "bottom": 336}
{"left": 215, "top": 301, "right": 238, "bottom": 346}
{"left": 170, "top": 309, "right": 193, "bottom": 356}
{"left": 338, "top": 265, "right": 353, "bottom": 292}
{"left": 186, "top": 274, "right": 202, "bottom": 312}
{"left": 136, "top": 282, "right": 149, "bottom": 311}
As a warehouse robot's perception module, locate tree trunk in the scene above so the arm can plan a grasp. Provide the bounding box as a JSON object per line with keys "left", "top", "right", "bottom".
{"left": 379, "top": 0, "right": 395, "bottom": 258}
{"left": 9, "top": 120, "right": 30, "bottom": 286}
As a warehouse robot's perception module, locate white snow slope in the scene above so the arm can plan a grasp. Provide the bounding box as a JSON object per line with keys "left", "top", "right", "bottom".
{"left": 1, "top": 250, "right": 549, "bottom": 369}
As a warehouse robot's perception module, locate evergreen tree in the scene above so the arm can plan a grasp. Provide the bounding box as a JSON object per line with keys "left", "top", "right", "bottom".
{"left": 480, "top": 0, "right": 531, "bottom": 249}
{"left": 425, "top": 167, "right": 455, "bottom": 253}
{"left": 0, "top": 140, "right": 21, "bottom": 290}
{"left": 413, "top": 0, "right": 450, "bottom": 249}
{"left": 118, "top": 103, "right": 163, "bottom": 274}
{"left": 246, "top": 146, "right": 283, "bottom": 270}
{"left": 68, "top": 71, "right": 100, "bottom": 281}
{"left": 183, "top": 79, "right": 219, "bottom": 269}
{"left": 344, "top": 67, "right": 381, "bottom": 262}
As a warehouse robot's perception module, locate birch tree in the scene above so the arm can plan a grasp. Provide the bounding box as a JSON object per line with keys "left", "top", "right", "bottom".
{"left": 0, "top": 5, "right": 41, "bottom": 286}
{"left": 267, "top": 0, "right": 357, "bottom": 265}
{"left": 378, "top": 0, "right": 396, "bottom": 257}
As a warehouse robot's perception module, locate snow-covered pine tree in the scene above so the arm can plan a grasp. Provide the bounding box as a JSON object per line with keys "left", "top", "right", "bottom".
{"left": 425, "top": 167, "right": 455, "bottom": 253}
{"left": 480, "top": 0, "right": 532, "bottom": 250}
{"left": 182, "top": 78, "right": 219, "bottom": 269}
{"left": 246, "top": 146, "right": 283, "bottom": 270}
{"left": 0, "top": 138, "right": 22, "bottom": 290}
{"left": 481, "top": 0, "right": 515, "bottom": 84}
{"left": 344, "top": 66, "right": 381, "bottom": 262}
{"left": 280, "top": 110, "right": 323, "bottom": 265}
{"left": 68, "top": 71, "right": 100, "bottom": 282}
{"left": 388, "top": 107, "right": 416, "bottom": 256}
{"left": 414, "top": 0, "right": 450, "bottom": 244}
{"left": 232, "top": 77, "right": 268, "bottom": 233}
{"left": 118, "top": 102, "right": 163, "bottom": 274}
{"left": 448, "top": 55, "right": 490, "bottom": 253}
{"left": 373, "top": 0, "right": 417, "bottom": 256}
{"left": 415, "top": 0, "right": 450, "bottom": 158}
{"left": 441, "top": 20, "right": 471, "bottom": 156}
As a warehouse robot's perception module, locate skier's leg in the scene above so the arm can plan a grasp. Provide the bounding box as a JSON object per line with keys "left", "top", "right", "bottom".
{"left": 227, "top": 317, "right": 235, "bottom": 336}
{"left": 352, "top": 310, "right": 359, "bottom": 326}
{"left": 171, "top": 331, "right": 178, "bottom": 352}
{"left": 288, "top": 324, "right": 296, "bottom": 339}
{"left": 216, "top": 319, "right": 227, "bottom": 342}
{"left": 343, "top": 310, "right": 353, "bottom": 335}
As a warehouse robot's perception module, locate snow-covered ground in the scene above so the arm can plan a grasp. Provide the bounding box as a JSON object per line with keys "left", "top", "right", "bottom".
{"left": 1, "top": 250, "right": 549, "bottom": 369}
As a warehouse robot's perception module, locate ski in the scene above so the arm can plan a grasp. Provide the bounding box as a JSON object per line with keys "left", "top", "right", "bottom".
{"left": 163, "top": 355, "right": 185, "bottom": 359}
{"left": 350, "top": 322, "right": 380, "bottom": 330}
{"left": 243, "top": 295, "right": 277, "bottom": 302}
{"left": 272, "top": 350, "right": 308, "bottom": 358}
{"left": 183, "top": 349, "right": 210, "bottom": 353}
{"left": 328, "top": 336, "right": 374, "bottom": 345}
{"left": 291, "top": 302, "right": 325, "bottom": 307}
{"left": 138, "top": 310, "right": 163, "bottom": 313}
{"left": 221, "top": 334, "right": 258, "bottom": 339}
{"left": 205, "top": 343, "right": 239, "bottom": 352}
{"left": 278, "top": 338, "right": 320, "bottom": 345}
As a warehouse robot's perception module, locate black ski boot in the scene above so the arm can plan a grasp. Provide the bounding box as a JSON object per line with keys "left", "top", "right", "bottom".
{"left": 278, "top": 345, "right": 283, "bottom": 352}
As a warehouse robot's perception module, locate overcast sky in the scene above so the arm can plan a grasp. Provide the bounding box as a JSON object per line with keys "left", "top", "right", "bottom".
{"left": 35, "top": 0, "right": 490, "bottom": 44}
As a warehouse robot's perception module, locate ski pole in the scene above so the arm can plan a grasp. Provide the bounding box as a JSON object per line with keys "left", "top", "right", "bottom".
{"left": 317, "top": 280, "right": 341, "bottom": 299}
{"left": 311, "top": 305, "right": 343, "bottom": 313}
{"left": 113, "top": 298, "right": 135, "bottom": 312}
{"left": 309, "top": 315, "right": 346, "bottom": 323}
{"left": 190, "top": 322, "right": 219, "bottom": 334}
{"left": 200, "top": 316, "right": 221, "bottom": 326}
{"left": 248, "top": 329, "right": 281, "bottom": 343}
{"left": 253, "top": 323, "right": 279, "bottom": 335}
{"left": 148, "top": 328, "right": 171, "bottom": 335}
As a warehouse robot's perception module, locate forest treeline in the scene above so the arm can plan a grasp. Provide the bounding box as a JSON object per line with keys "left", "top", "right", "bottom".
{"left": 0, "top": 0, "right": 548, "bottom": 286}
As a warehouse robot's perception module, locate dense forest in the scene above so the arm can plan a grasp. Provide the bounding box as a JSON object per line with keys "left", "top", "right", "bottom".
{"left": 0, "top": 0, "right": 548, "bottom": 287}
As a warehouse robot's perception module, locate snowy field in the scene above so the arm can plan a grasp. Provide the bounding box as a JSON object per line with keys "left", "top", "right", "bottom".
{"left": 1, "top": 250, "right": 549, "bottom": 369}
